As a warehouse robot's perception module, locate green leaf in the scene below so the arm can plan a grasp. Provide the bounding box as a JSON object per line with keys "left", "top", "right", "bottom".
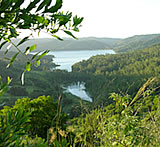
{"left": 12, "top": 0, "right": 25, "bottom": 10}
{"left": 0, "top": 0, "right": 11, "bottom": 12}
{"left": 26, "top": 62, "right": 31, "bottom": 71}
{"left": 26, "top": 0, "right": 41, "bottom": 12}
{"left": 36, "top": 0, "right": 52, "bottom": 12}
{"left": 36, "top": 1, "right": 46, "bottom": 12}
{"left": 73, "top": 27, "right": 79, "bottom": 32}
{"left": 36, "top": 50, "right": 50, "bottom": 61}
{"left": 45, "top": 0, "right": 52, "bottom": 9}
{"left": 7, "top": 77, "right": 12, "bottom": 84}
{"left": 7, "top": 43, "right": 12, "bottom": 50}
{"left": 9, "top": 27, "right": 18, "bottom": 37}
{"left": 0, "top": 41, "right": 8, "bottom": 50}
{"left": 44, "top": 0, "right": 62, "bottom": 13}
{"left": 52, "top": 35, "right": 63, "bottom": 41}
{"left": 24, "top": 44, "right": 36, "bottom": 55}
{"left": 5, "top": 43, "right": 12, "bottom": 54}
{"left": 33, "top": 15, "right": 45, "bottom": 23}
{"left": 29, "top": 44, "right": 37, "bottom": 52}
{"left": 31, "top": 51, "right": 41, "bottom": 60}
{"left": 64, "top": 30, "right": 77, "bottom": 39}
{"left": 36, "top": 60, "right": 41, "bottom": 66}
{"left": 73, "top": 16, "right": 84, "bottom": 27}
{"left": 17, "top": 36, "right": 29, "bottom": 46}
{"left": 24, "top": 47, "right": 30, "bottom": 55}
{"left": 6, "top": 52, "right": 19, "bottom": 68}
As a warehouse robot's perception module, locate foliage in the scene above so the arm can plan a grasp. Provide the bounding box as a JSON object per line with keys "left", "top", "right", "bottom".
{"left": 73, "top": 44, "right": 160, "bottom": 77}
{"left": 0, "top": 107, "right": 31, "bottom": 147}
{"left": 69, "top": 83, "right": 160, "bottom": 146}
{"left": 72, "top": 44, "right": 160, "bottom": 105}
{"left": 114, "top": 34, "right": 160, "bottom": 52}
{"left": 0, "top": 95, "right": 70, "bottom": 146}
{"left": 0, "top": 78, "right": 160, "bottom": 146}
{"left": 0, "top": 0, "right": 83, "bottom": 84}
{"left": 10, "top": 96, "right": 68, "bottom": 139}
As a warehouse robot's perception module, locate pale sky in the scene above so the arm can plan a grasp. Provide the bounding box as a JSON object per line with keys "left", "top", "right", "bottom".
{"left": 61, "top": 0, "right": 160, "bottom": 38}
{"left": 20, "top": 0, "right": 160, "bottom": 39}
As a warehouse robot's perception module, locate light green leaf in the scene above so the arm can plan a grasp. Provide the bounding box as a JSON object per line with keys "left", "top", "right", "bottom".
{"left": 36, "top": 60, "right": 41, "bottom": 66}
{"left": 29, "top": 44, "right": 37, "bottom": 52}
{"left": 36, "top": 50, "right": 49, "bottom": 61}
{"left": 24, "top": 44, "right": 36, "bottom": 55}
{"left": 26, "top": 62, "right": 31, "bottom": 71}
{"left": 6, "top": 52, "right": 19, "bottom": 68}
{"left": 52, "top": 35, "right": 63, "bottom": 41}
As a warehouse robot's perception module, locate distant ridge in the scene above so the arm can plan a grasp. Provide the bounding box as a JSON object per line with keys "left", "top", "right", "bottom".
{"left": 114, "top": 34, "right": 160, "bottom": 52}
{"left": 1, "top": 34, "right": 160, "bottom": 52}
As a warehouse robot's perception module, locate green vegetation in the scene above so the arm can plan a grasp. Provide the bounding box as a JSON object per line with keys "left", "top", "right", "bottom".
{"left": 1, "top": 37, "right": 121, "bottom": 52}
{"left": 0, "top": 80, "right": 160, "bottom": 146}
{"left": 2, "top": 34, "right": 160, "bottom": 53}
{"left": 0, "top": 0, "right": 83, "bottom": 82}
{"left": 72, "top": 44, "right": 160, "bottom": 106}
{"left": 1, "top": 0, "right": 160, "bottom": 146}
{"left": 73, "top": 44, "right": 160, "bottom": 76}
{"left": 0, "top": 52, "right": 91, "bottom": 116}
{"left": 0, "top": 43, "right": 160, "bottom": 146}
{"left": 114, "top": 34, "right": 160, "bottom": 52}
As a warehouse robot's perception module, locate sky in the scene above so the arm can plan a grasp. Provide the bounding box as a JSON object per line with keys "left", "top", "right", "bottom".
{"left": 20, "top": 0, "right": 160, "bottom": 39}
{"left": 61, "top": 0, "right": 160, "bottom": 38}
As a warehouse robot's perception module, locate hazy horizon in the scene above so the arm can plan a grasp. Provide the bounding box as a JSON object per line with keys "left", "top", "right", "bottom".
{"left": 18, "top": 33, "right": 160, "bottom": 39}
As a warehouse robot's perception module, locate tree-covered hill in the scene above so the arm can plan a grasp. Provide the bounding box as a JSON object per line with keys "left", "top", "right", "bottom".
{"left": 72, "top": 44, "right": 160, "bottom": 76}
{"left": 2, "top": 34, "right": 160, "bottom": 53}
{"left": 1, "top": 37, "right": 121, "bottom": 52}
{"left": 72, "top": 45, "right": 160, "bottom": 105}
{"left": 114, "top": 34, "right": 160, "bottom": 52}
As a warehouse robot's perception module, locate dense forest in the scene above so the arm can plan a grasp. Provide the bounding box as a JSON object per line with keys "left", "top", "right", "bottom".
{"left": 72, "top": 44, "right": 160, "bottom": 104}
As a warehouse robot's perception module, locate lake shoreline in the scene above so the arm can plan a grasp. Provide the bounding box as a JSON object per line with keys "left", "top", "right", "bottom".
{"left": 49, "top": 49, "right": 115, "bottom": 71}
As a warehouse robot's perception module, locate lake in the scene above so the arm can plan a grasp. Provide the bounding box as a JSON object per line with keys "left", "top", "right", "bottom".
{"left": 47, "top": 49, "right": 115, "bottom": 102}
{"left": 64, "top": 82, "right": 92, "bottom": 102}
{"left": 48, "top": 50, "right": 115, "bottom": 71}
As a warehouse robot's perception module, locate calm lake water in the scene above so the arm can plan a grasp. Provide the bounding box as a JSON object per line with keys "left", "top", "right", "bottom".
{"left": 64, "top": 82, "right": 92, "bottom": 102}
{"left": 48, "top": 50, "right": 115, "bottom": 71}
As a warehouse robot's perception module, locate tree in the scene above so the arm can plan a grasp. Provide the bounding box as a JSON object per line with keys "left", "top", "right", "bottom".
{"left": 0, "top": 0, "right": 83, "bottom": 84}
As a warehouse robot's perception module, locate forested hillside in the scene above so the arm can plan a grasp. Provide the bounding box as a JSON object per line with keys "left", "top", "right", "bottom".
{"left": 114, "top": 34, "right": 160, "bottom": 52}
{"left": 72, "top": 44, "right": 160, "bottom": 105}
{"left": 2, "top": 34, "right": 160, "bottom": 53}
{"left": 73, "top": 44, "right": 160, "bottom": 76}
{"left": 1, "top": 37, "right": 121, "bottom": 52}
